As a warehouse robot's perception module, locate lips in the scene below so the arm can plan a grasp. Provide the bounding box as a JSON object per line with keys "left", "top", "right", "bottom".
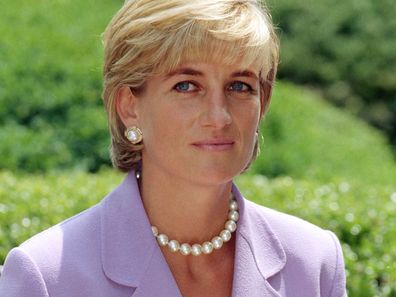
{"left": 191, "top": 139, "right": 235, "bottom": 151}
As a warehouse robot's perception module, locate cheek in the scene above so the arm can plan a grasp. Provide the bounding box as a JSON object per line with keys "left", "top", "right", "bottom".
{"left": 235, "top": 101, "right": 261, "bottom": 131}
{"left": 142, "top": 112, "right": 167, "bottom": 145}
{"left": 234, "top": 103, "right": 260, "bottom": 156}
{"left": 141, "top": 103, "right": 191, "bottom": 147}
{"left": 139, "top": 103, "right": 163, "bottom": 146}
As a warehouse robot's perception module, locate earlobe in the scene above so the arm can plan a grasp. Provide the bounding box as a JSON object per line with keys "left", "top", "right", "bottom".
{"left": 116, "top": 86, "right": 140, "bottom": 127}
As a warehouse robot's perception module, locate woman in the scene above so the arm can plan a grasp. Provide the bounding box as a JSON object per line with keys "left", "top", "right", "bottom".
{"left": 0, "top": 0, "right": 347, "bottom": 296}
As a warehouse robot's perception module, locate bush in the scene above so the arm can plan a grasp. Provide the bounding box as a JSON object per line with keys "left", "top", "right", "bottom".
{"left": 0, "top": 0, "right": 121, "bottom": 172}
{"left": 237, "top": 175, "right": 396, "bottom": 297}
{"left": 251, "top": 82, "right": 396, "bottom": 186}
{"left": 0, "top": 170, "right": 123, "bottom": 261}
{"left": 267, "top": 0, "right": 396, "bottom": 146}
{"left": 0, "top": 170, "right": 395, "bottom": 296}
{"left": 1, "top": 0, "right": 395, "bottom": 184}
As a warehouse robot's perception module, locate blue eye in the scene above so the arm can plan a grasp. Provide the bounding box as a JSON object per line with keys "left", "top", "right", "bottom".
{"left": 174, "top": 81, "right": 197, "bottom": 92}
{"left": 229, "top": 81, "right": 251, "bottom": 92}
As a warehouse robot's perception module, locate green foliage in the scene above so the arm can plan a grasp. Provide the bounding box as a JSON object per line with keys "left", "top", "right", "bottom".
{"left": 1, "top": 2, "right": 395, "bottom": 296}
{"left": 267, "top": 0, "right": 396, "bottom": 145}
{"left": 1, "top": 170, "right": 395, "bottom": 296}
{"left": 251, "top": 82, "right": 396, "bottom": 186}
{"left": 1, "top": 0, "right": 395, "bottom": 186}
{"left": 0, "top": 170, "right": 123, "bottom": 261}
{"left": 0, "top": 0, "right": 121, "bottom": 172}
{"left": 236, "top": 175, "right": 396, "bottom": 297}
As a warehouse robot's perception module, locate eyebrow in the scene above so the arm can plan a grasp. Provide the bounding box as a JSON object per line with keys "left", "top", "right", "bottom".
{"left": 231, "top": 70, "right": 259, "bottom": 80}
{"left": 165, "top": 68, "right": 204, "bottom": 79}
{"left": 164, "top": 67, "right": 259, "bottom": 80}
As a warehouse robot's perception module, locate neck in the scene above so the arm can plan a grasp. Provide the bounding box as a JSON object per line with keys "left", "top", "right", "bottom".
{"left": 138, "top": 166, "right": 233, "bottom": 244}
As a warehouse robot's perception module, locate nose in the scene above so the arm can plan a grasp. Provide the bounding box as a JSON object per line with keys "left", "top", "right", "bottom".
{"left": 199, "top": 90, "right": 232, "bottom": 129}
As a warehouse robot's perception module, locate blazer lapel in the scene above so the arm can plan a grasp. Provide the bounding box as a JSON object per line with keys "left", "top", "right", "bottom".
{"left": 132, "top": 245, "right": 183, "bottom": 297}
{"left": 100, "top": 171, "right": 182, "bottom": 297}
{"left": 231, "top": 184, "right": 286, "bottom": 297}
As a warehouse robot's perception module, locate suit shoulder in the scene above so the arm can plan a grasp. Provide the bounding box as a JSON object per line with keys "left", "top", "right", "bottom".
{"left": 244, "top": 198, "right": 341, "bottom": 263}
{"left": 245, "top": 199, "right": 346, "bottom": 294}
{"left": 246, "top": 199, "right": 332, "bottom": 240}
{"left": 0, "top": 248, "right": 50, "bottom": 296}
{"left": 17, "top": 202, "right": 102, "bottom": 276}
{"left": 21, "top": 202, "right": 101, "bottom": 247}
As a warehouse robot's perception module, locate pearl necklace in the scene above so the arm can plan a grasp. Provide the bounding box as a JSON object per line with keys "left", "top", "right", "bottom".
{"left": 151, "top": 195, "right": 239, "bottom": 256}
{"left": 136, "top": 170, "right": 239, "bottom": 256}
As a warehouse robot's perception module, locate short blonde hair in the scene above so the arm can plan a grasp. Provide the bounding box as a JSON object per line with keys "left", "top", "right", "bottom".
{"left": 102, "top": 0, "right": 279, "bottom": 172}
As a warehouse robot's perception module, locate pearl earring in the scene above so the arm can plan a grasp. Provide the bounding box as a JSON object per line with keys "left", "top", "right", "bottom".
{"left": 125, "top": 126, "right": 143, "bottom": 144}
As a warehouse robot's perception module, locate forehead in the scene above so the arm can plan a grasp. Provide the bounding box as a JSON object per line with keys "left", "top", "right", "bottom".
{"left": 154, "top": 32, "right": 267, "bottom": 77}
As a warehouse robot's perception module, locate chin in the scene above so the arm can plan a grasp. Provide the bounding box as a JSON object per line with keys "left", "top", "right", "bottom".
{"left": 188, "top": 165, "right": 242, "bottom": 186}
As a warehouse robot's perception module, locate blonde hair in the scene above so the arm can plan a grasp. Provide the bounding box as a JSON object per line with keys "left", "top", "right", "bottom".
{"left": 102, "top": 0, "right": 279, "bottom": 172}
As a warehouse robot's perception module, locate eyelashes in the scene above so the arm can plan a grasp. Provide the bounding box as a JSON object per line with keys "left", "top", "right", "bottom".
{"left": 172, "top": 81, "right": 257, "bottom": 94}
{"left": 173, "top": 81, "right": 198, "bottom": 92}
{"left": 228, "top": 81, "right": 254, "bottom": 93}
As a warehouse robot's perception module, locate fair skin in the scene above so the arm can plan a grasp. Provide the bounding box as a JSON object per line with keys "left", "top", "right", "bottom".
{"left": 117, "top": 60, "right": 268, "bottom": 297}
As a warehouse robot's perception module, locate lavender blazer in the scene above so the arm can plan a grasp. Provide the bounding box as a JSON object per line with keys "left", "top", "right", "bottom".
{"left": 0, "top": 171, "right": 347, "bottom": 297}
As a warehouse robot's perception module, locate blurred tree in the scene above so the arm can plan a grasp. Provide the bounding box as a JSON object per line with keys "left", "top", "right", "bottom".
{"left": 0, "top": 0, "right": 120, "bottom": 172}
{"left": 267, "top": 0, "right": 396, "bottom": 151}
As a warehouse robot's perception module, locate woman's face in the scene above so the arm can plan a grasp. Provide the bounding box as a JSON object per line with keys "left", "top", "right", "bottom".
{"left": 134, "top": 61, "right": 262, "bottom": 186}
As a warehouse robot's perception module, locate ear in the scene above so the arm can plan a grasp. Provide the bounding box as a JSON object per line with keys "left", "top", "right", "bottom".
{"left": 116, "top": 86, "right": 140, "bottom": 128}
{"left": 259, "top": 69, "right": 275, "bottom": 118}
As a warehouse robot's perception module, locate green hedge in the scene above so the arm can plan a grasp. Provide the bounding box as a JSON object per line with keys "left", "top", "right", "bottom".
{"left": 0, "top": 0, "right": 120, "bottom": 172}
{"left": 251, "top": 82, "right": 396, "bottom": 186}
{"left": 237, "top": 175, "right": 396, "bottom": 297}
{"left": 1, "top": 0, "right": 395, "bottom": 186}
{"left": 0, "top": 170, "right": 395, "bottom": 296}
